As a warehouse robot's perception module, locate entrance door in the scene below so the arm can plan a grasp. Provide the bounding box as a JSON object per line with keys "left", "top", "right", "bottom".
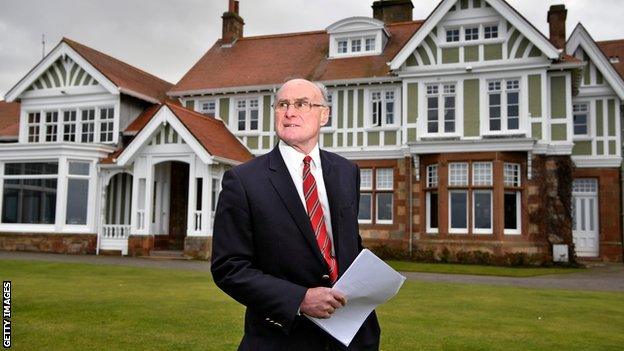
{"left": 168, "top": 161, "right": 189, "bottom": 250}
{"left": 572, "top": 179, "right": 599, "bottom": 257}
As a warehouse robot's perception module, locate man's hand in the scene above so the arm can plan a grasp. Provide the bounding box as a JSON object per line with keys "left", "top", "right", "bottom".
{"left": 299, "top": 287, "right": 347, "bottom": 319}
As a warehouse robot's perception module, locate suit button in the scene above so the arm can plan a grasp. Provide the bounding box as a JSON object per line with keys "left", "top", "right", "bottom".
{"left": 321, "top": 274, "right": 330, "bottom": 280}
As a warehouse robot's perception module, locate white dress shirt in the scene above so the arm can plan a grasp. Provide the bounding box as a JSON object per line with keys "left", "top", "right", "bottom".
{"left": 278, "top": 141, "right": 335, "bottom": 255}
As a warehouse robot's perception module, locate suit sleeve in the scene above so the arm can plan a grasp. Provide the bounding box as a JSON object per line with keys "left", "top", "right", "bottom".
{"left": 355, "top": 163, "right": 364, "bottom": 252}
{"left": 210, "top": 168, "right": 307, "bottom": 334}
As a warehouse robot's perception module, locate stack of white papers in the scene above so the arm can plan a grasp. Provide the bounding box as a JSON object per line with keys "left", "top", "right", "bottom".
{"left": 306, "top": 249, "right": 406, "bottom": 347}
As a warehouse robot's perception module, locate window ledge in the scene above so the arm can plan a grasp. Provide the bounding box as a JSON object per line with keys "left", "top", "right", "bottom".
{"left": 482, "top": 133, "right": 527, "bottom": 139}
{"left": 420, "top": 135, "right": 461, "bottom": 141}
{"left": 573, "top": 136, "right": 592, "bottom": 141}
{"left": 365, "top": 125, "right": 400, "bottom": 132}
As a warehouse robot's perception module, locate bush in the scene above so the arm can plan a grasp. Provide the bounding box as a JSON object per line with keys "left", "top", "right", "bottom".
{"left": 412, "top": 248, "right": 436, "bottom": 263}
{"left": 368, "top": 243, "right": 407, "bottom": 260}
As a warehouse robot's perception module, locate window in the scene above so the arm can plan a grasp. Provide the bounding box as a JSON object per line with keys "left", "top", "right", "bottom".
{"left": 236, "top": 98, "right": 259, "bottom": 131}
{"left": 472, "top": 163, "right": 492, "bottom": 233}
{"left": 488, "top": 79, "right": 520, "bottom": 132}
{"left": 426, "top": 165, "right": 439, "bottom": 233}
{"left": 66, "top": 162, "right": 90, "bottom": 225}
{"left": 324, "top": 93, "right": 334, "bottom": 128}
{"left": 359, "top": 168, "right": 393, "bottom": 224}
{"left": 2, "top": 162, "right": 58, "bottom": 224}
{"left": 44, "top": 112, "right": 58, "bottom": 142}
{"left": 338, "top": 40, "right": 348, "bottom": 54}
{"left": 351, "top": 39, "right": 361, "bottom": 52}
{"left": 365, "top": 38, "right": 375, "bottom": 51}
{"left": 448, "top": 162, "right": 494, "bottom": 234}
{"left": 27, "top": 112, "right": 41, "bottom": 142}
{"left": 573, "top": 103, "right": 589, "bottom": 136}
{"left": 504, "top": 163, "right": 521, "bottom": 234}
{"left": 426, "top": 83, "right": 456, "bottom": 134}
{"left": 200, "top": 99, "right": 216, "bottom": 115}
{"left": 370, "top": 89, "right": 397, "bottom": 127}
{"left": 446, "top": 28, "right": 460, "bottom": 42}
{"left": 81, "top": 109, "right": 95, "bottom": 143}
{"left": 448, "top": 163, "right": 468, "bottom": 233}
{"left": 484, "top": 25, "right": 498, "bottom": 39}
{"left": 99, "top": 107, "right": 114, "bottom": 143}
{"left": 465, "top": 27, "right": 479, "bottom": 41}
{"left": 335, "top": 36, "right": 377, "bottom": 56}
{"left": 63, "top": 111, "right": 77, "bottom": 142}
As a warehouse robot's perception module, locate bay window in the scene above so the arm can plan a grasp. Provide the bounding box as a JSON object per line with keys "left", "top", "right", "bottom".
{"left": 358, "top": 167, "right": 394, "bottom": 224}
{"left": 2, "top": 162, "right": 58, "bottom": 224}
{"left": 488, "top": 79, "right": 520, "bottom": 132}
{"left": 236, "top": 98, "right": 259, "bottom": 131}
{"left": 426, "top": 83, "right": 456, "bottom": 134}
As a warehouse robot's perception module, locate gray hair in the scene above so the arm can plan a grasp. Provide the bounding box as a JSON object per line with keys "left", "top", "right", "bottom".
{"left": 276, "top": 79, "right": 329, "bottom": 105}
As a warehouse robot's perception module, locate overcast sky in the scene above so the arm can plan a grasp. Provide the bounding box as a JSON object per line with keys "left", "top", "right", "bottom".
{"left": 1, "top": 0, "right": 622, "bottom": 99}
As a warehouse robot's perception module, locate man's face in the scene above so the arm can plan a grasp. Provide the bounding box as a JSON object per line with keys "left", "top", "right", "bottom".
{"left": 275, "top": 79, "right": 329, "bottom": 153}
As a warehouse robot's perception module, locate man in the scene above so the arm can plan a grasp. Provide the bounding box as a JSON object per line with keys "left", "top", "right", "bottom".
{"left": 211, "top": 78, "right": 380, "bottom": 350}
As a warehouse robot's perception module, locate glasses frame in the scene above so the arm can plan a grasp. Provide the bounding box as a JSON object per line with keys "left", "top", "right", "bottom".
{"left": 272, "top": 100, "right": 327, "bottom": 113}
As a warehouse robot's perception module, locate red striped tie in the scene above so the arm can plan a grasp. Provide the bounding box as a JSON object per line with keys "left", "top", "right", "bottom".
{"left": 302, "top": 155, "right": 338, "bottom": 283}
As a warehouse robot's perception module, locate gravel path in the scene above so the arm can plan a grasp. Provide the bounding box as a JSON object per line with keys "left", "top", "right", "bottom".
{"left": 1, "top": 251, "right": 623, "bottom": 292}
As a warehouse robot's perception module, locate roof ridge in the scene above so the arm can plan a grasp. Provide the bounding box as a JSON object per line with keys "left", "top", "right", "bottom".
{"left": 62, "top": 37, "right": 173, "bottom": 87}
{"left": 596, "top": 39, "right": 624, "bottom": 45}
{"left": 239, "top": 30, "right": 327, "bottom": 41}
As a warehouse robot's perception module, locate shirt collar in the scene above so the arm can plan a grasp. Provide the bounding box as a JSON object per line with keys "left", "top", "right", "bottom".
{"left": 278, "top": 140, "right": 321, "bottom": 169}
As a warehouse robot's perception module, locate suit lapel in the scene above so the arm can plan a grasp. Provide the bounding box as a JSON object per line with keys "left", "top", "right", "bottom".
{"left": 320, "top": 150, "right": 343, "bottom": 273}
{"left": 267, "top": 147, "right": 326, "bottom": 267}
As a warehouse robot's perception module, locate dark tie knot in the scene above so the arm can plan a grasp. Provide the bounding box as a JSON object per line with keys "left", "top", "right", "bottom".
{"left": 303, "top": 155, "right": 312, "bottom": 166}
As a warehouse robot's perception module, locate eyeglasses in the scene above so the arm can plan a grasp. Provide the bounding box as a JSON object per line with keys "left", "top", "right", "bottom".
{"left": 272, "top": 100, "right": 326, "bottom": 113}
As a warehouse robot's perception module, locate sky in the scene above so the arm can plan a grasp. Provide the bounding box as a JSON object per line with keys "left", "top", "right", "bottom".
{"left": 1, "top": 0, "right": 622, "bottom": 99}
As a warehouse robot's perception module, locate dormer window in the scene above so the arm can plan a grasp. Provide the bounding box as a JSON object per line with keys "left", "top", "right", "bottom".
{"left": 327, "top": 17, "right": 389, "bottom": 58}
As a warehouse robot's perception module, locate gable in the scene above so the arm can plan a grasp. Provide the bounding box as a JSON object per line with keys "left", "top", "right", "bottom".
{"left": 24, "top": 56, "right": 101, "bottom": 92}
{"left": 147, "top": 123, "right": 186, "bottom": 146}
{"left": 391, "top": 0, "right": 559, "bottom": 70}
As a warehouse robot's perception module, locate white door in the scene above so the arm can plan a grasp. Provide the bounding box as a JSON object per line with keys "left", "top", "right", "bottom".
{"left": 572, "top": 179, "right": 599, "bottom": 257}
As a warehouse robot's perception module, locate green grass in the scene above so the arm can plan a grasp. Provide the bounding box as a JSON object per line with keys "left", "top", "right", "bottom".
{"left": 1, "top": 260, "right": 623, "bottom": 350}
{"left": 386, "top": 260, "right": 582, "bottom": 277}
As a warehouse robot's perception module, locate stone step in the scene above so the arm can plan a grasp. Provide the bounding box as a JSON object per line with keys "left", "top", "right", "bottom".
{"left": 146, "top": 250, "right": 192, "bottom": 260}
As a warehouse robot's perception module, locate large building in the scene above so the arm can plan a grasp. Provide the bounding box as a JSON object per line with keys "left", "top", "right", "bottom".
{"left": 1, "top": 0, "right": 623, "bottom": 262}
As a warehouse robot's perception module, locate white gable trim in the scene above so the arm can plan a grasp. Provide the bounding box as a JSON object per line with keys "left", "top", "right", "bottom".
{"left": 5, "top": 41, "right": 119, "bottom": 102}
{"left": 567, "top": 24, "right": 624, "bottom": 100}
{"left": 326, "top": 16, "right": 390, "bottom": 36}
{"left": 115, "top": 105, "right": 213, "bottom": 166}
{"left": 389, "top": 0, "right": 560, "bottom": 70}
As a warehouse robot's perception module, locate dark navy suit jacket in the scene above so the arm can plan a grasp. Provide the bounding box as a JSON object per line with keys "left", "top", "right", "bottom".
{"left": 211, "top": 146, "right": 380, "bottom": 350}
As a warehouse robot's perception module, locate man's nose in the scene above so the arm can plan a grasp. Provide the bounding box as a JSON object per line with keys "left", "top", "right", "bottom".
{"left": 284, "top": 104, "right": 298, "bottom": 117}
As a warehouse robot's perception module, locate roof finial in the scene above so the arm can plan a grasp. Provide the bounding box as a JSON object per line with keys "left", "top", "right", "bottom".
{"left": 41, "top": 34, "right": 46, "bottom": 59}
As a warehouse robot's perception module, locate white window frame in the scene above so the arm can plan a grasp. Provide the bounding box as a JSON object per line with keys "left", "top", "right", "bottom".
{"left": 65, "top": 161, "right": 91, "bottom": 226}
{"left": 465, "top": 26, "right": 479, "bottom": 41}
{"left": 44, "top": 111, "right": 58, "bottom": 142}
{"left": 27, "top": 112, "right": 41, "bottom": 143}
{"left": 358, "top": 168, "right": 373, "bottom": 224}
{"left": 80, "top": 108, "right": 96, "bottom": 143}
{"left": 368, "top": 88, "right": 399, "bottom": 128}
{"left": 62, "top": 110, "right": 77, "bottom": 142}
{"left": 425, "top": 82, "right": 457, "bottom": 136}
{"left": 448, "top": 190, "right": 468, "bottom": 233}
{"left": 426, "top": 191, "right": 439, "bottom": 234}
{"left": 99, "top": 107, "right": 115, "bottom": 143}
{"left": 504, "top": 163, "right": 521, "bottom": 235}
{"left": 234, "top": 97, "right": 261, "bottom": 133}
{"left": 331, "top": 32, "right": 382, "bottom": 58}
{"left": 375, "top": 168, "right": 394, "bottom": 224}
{"left": 322, "top": 91, "right": 336, "bottom": 130}
{"left": 487, "top": 78, "right": 521, "bottom": 134}
{"left": 484, "top": 24, "right": 499, "bottom": 39}
{"left": 472, "top": 190, "right": 493, "bottom": 234}
{"left": 199, "top": 98, "right": 217, "bottom": 115}
{"left": 439, "top": 22, "right": 504, "bottom": 48}
{"left": 446, "top": 28, "right": 460, "bottom": 42}
{"left": 573, "top": 103, "right": 589, "bottom": 137}
{"left": 503, "top": 191, "right": 522, "bottom": 235}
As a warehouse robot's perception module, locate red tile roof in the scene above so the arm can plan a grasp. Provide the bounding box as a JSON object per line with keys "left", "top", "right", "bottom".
{"left": 597, "top": 39, "right": 624, "bottom": 80}
{"left": 63, "top": 38, "right": 174, "bottom": 102}
{"left": 104, "top": 103, "right": 252, "bottom": 164}
{"left": 170, "top": 21, "right": 423, "bottom": 94}
{"left": 0, "top": 123, "right": 18, "bottom": 140}
{"left": 0, "top": 101, "right": 20, "bottom": 132}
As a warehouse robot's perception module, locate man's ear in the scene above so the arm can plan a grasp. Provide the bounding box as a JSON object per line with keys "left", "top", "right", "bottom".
{"left": 320, "top": 106, "right": 330, "bottom": 126}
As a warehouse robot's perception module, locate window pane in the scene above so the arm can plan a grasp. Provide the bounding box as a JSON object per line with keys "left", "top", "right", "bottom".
{"left": 211, "top": 178, "right": 219, "bottom": 212}
{"left": 450, "top": 191, "right": 467, "bottom": 229}
{"left": 474, "top": 191, "right": 492, "bottom": 229}
{"left": 449, "top": 163, "right": 468, "bottom": 186}
{"left": 360, "top": 169, "right": 372, "bottom": 189}
{"left": 504, "top": 192, "right": 519, "bottom": 230}
{"left": 376, "top": 193, "right": 392, "bottom": 221}
{"left": 428, "top": 192, "right": 438, "bottom": 229}
{"left": 5, "top": 162, "right": 58, "bottom": 175}
{"left": 196, "top": 178, "right": 203, "bottom": 211}
{"left": 66, "top": 178, "right": 88, "bottom": 225}
{"left": 338, "top": 40, "right": 347, "bottom": 53}
{"left": 444, "top": 96, "right": 455, "bottom": 133}
{"left": 504, "top": 163, "right": 521, "bottom": 187}
{"left": 427, "top": 164, "right": 438, "bottom": 187}
{"left": 427, "top": 96, "right": 438, "bottom": 133}
{"left": 69, "top": 162, "right": 90, "bottom": 176}
{"left": 351, "top": 39, "right": 361, "bottom": 52}
{"left": 376, "top": 168, "right": 393, "bottom": 190}
{"left": 472, "top": 162, "right": 492, "bottom": 186}
{"left": 2, "top": 178, "right": 57, "bottom": 224}
{"left": 358, "top": 193, "right": 372, "bottom": 221}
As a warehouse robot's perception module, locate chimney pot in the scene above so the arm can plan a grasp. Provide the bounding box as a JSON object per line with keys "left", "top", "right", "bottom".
{"left": 547, "top": 4, "right": 567, "bottom": 52}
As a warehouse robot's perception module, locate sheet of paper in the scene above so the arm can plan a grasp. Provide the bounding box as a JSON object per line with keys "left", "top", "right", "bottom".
{"left": 306, "top": 249, "right": 406, "bottom": 347}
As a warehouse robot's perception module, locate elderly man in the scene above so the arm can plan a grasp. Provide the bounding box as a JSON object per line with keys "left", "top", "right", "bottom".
{"left": 211, "top": 78, "right": 380, "bottom": 350}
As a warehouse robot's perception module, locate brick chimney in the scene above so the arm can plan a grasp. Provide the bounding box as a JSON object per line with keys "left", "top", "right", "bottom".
{"left": 222, "top": 0, "right": 244, "bottom": 45}
{"left": 372, "top": 0, "right": 413, "bottom": 24}
{"left": 547, "top": 4, "right": 567, "bottom": 51}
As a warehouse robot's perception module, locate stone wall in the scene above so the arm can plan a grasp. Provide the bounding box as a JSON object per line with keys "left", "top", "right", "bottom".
{"left": 128, "top": 235, "right": 154, "bottom": 257}
{"left": 0, "top": 233, "right": 96, "bottom": 254}
{"left": 184, "top": 236, "right": 212, "bottom": 260}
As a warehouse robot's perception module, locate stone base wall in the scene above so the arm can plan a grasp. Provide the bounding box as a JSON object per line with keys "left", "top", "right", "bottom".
{"left": 128, "top": 235, "right": 154, "bottom": 257}
{"left": 0, "top": 233, "right": 96, "bottom": 254}
{"left": 184, "top": 236, "right": 212, "bottom": 260}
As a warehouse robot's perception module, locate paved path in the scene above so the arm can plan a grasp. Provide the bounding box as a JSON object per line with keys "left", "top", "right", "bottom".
{"left": 1, "top": 251, "right": 623, "bottom": 292}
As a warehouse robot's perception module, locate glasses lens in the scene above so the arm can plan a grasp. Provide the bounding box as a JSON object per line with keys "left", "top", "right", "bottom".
{"left": 295, "top": 101, "right": 311, "bottom": 112}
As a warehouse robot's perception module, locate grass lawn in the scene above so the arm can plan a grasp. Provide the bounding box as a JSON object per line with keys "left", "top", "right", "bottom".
{"left": 1, "top": 260, "right": 622, "bottom": 350}
{"left": 386, "top": 260, "right": 582, "bottom": 277}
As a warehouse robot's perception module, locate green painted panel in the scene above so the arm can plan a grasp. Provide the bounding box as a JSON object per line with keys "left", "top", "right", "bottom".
{"left": 596, "top": 69, "right": 604, "bottom": 85}
{"left": 323, "top": 133, "right": 333, "bottom": 147}
{"left": 338, "top": 91, "right": 344, "bottom": 128}
{"left": 528, "top": 75, "right": 542, "bottom": 117}
{"left": 49, "top": 68, "right": 61, "bottom": 87}
{"left": 608, "top": 99, "right": 616, "bottom": 136}
{"left": 484, "top": 44, "right": 503, "bottom": 61}
{"left": 460, "top": 0, "right": 469, "bottom": 9}
{"left": 219, "top": 98, "right": 230, "bottom": 124}
{"left": 550, "top": 76, "right": 566, "bottom": 119}
{"left": 408, "top": 128, "right": 417, "bottom": 142}
{"left": 464, "top": 45, "right": 479, "bottom": 62}
{"left": 337, "top": 133, "right": 343, "bottom": 147}
{"left": 56, "top": 62, "right": 67, "bottom": 85}
{"left": 263, "top": 96, "right": 271, "bottom": 132}
{"left": 473, "top": 0, "right": 482, "bottom": 7}
{"left": 262, "top": 136, "right": 270, "bottom": 149}
{"left": 532, "top": 123, "right": 542, "bottom": 139}
{"left": 41, "top": 73, "right": 52, "bottom": 88}
{"left": 74, "top": 69, "right": 85, "bottom": 86}
{"left": 82, "top": 75, "right": 92, "bottom": 86}
{"left": 572, "top": 141, "right": 592, "bottom": 155}
{"left": 347, "top": 133, "right": 353, "bottom": 146}
{"left": 551, "top": 124, "right": 567, "bottom": 141}
{"left": 357, "top": 89, "right": 364, "bottom": 127}
{"left": 384, "top": 131, "right": 396, "bottom": 146}
{"left": 407, "top": 83, "right": 418, "bottom": 124}
{"left": 442, "top": 47, "right": 459, "bottom": 64}
{"left": 69, "top": 64, "right": 79, "bottom": 85}
{"left": 416, "top": 46, "right": 430, "bottom": 65}
{"left": 583, "top": 64, "right": 591, "bottom": 85}
{"left": 368, "top": 131, "right": 380, "bottom": 146}
{"left": 529, "top": 46, "right": 542, "bottom": 57}
{"left": 247, "top": 136, "right": 259, "bottom": 149}
{"left": 424, "top": 36, "right": 438, "bottom": 64}
{"left": 463, "top": 79, "right": 480, "bottom": 137}
{"left": 597, "top": 141, "right": 604, "bottom": 155}
{"left": 596, "top": 100, "right": 603, "bottom": 136}
{"left": 357, "top": 132, "right": 363, "bottom": 146}
{"left": 347, "top": 90, "right": 354, "bottom": 128}
{"left": 507, "top": 30, "right": 520, "bottom": 57}
{"left": 610, "top": 141, "right": 616, "bottom": 155}
{"left": 34, "top": 80, "right": 43, "bottom": 89}
{"left": 515, "top": 38, "right": 530, "bottom": 58}
{"left": 406, "top": 54, "right": 418, "bottom": 66}
{"left": 185, "top": 100, "right": 195, "bottom": 110}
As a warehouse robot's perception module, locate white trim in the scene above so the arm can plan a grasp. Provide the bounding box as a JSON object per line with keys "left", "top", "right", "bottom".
{"left": 448, "top": 190, "right": 468, "bottom": 234}
{"left": 572, "top": 156, "right": 622, "bottom": 168}
{"left": 472, "top": 190, "right": 493, "bottom": 235}
{"left": 503, "top": 191, "right": 522, "bottom": 235}
{"left": 409, "top": 138, "right": 535, "bottom": 154}
{"left": 425, "top": 191, "right": 439, "bottom": 234}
